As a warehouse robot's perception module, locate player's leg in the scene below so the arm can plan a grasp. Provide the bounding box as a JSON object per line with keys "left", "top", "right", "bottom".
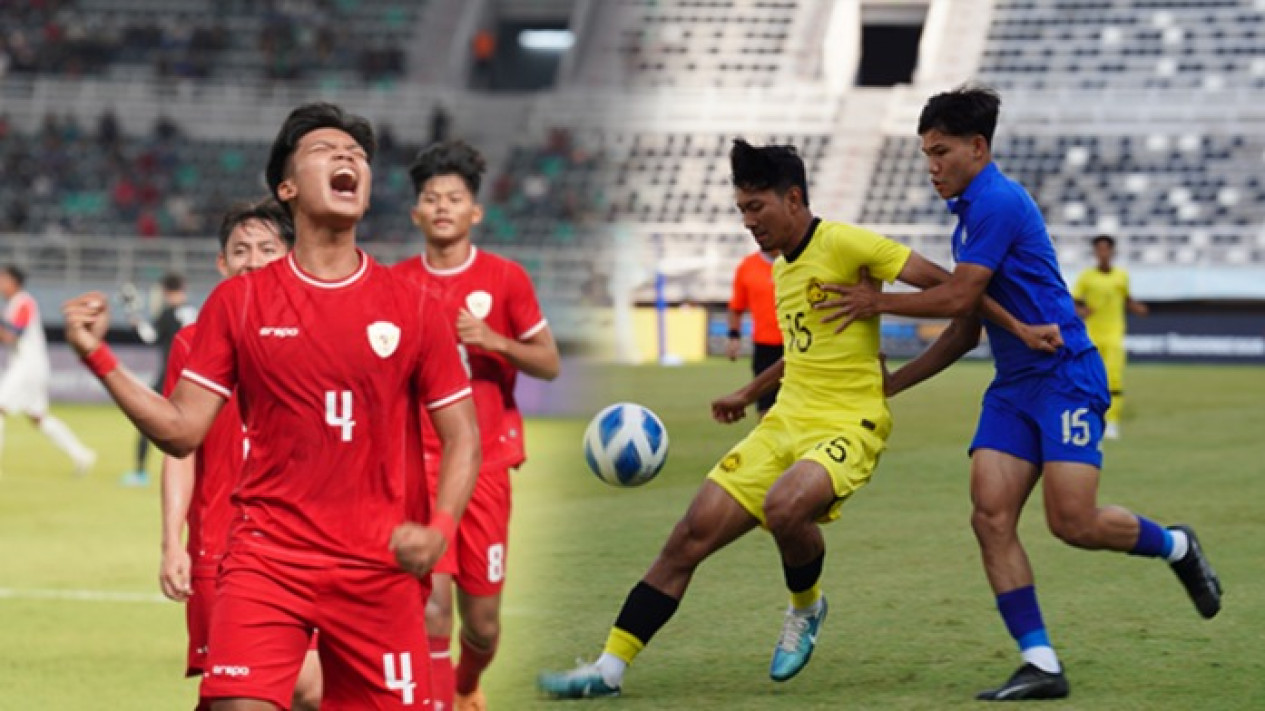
{"left": 1042, "top": 463, "right": 1222, "bottom": 618}
{"left": 451, "top": 469, "right": 511, "bottom": 711}
{"left": 453, "top": 591, "right": 500, "bottom": 711}
{"left": 316, "top": 568, "right": 432, "bottom": 709}
{"left": 1038, "top": 354, "right": 1221, "bottom": 619}
{"left": 1101, "top": 342, "right": 1126, "bottom": 438}
{"left": 28, "top": 411, "right": 95, "bottom": 474}
{"left": 762, "top": 460, "right": 834, "bottom": 682}
{"left": 426, "top": 573, "right": 457, "bottom": 710}
{"left": 538, "top": 480, "right": 759, "bottom": 698}
{"left": 290, "top": 648, "right": 323, "bottom": 711}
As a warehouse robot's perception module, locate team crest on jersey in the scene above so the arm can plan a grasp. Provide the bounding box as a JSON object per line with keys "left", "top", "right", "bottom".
{"left": 720, "top": 453, "right": 742, "bottom": 473}
{"left": 465, "top": 290, "right": 493, "bottom": 320}
{"left": 367, "top": 321, "right": 401, "bottom": 358}
{"left": 806, "top": 278, "right": 827, "bottom": 306}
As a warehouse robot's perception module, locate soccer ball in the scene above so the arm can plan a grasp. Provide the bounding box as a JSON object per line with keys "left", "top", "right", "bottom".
{"left": 583, "top": 402, "right": 670, "bottom": 487}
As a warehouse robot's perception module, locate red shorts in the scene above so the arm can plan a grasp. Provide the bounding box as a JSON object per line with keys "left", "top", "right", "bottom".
{"left": 433, "top": 467, "right": 511, "bottom": 596}
{"left": 199, "top": 548, "right": 432, "bottom": 710}
{"left": 186, "top": 570, "right": 218, "bottom": 677}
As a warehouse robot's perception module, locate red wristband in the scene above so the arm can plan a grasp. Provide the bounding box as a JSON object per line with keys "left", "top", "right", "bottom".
{"left": 82, "top": 344, "right": 119, "bottom": 379}
{"left": 430, "top": 510, "right": 458, "bottom": 544}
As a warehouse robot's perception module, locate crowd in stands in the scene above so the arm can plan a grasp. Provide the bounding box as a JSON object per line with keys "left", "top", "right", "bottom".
{"left": 0, "top": 112, "right": 604, "bottom": 248}
{"left": 0, "top": 0, "right": 413, "bottom": 83}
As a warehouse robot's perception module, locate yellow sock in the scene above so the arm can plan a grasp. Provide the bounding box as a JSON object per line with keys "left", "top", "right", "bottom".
{"left": 790, "top": 582, "right": 822, "bottom": 611}
{"left": 1106, "top": 394, "right": 1123, "bottom": 424}
{"left": 603, "top": 627, "right": 645, "bottom": 665}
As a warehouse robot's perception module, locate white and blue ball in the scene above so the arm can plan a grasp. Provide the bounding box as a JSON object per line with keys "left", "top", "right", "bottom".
{"left": 583, "top": 402, "right": 670, "bottom": 487}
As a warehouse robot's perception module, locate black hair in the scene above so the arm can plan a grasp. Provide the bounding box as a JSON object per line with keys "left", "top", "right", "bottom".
{"left": 409, "top": 140, "right": 487, "bottom": 197}
{"left": 265, "top": 102, "right": 376, "bottom": 212}
{"left": 161, "top": 272, "right": 185, "bottom": 292}
{"left": 1092, "top": 234, "right": 1116, "bottom": 249}
{"left": 218, "top": 197, "right": 295, "bottom": 250}
{"left": 1, "top": 264, "right": 25, "bottom": 287}
{"left": 729, "top": 139, "right": 810, "bottom": 207}
{"left": 917, "top": 85, "right": 1002, "bottom": 147}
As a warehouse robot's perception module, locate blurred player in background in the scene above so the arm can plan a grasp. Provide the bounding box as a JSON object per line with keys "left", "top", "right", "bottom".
{"left": 1073, "top": 235, "right": 1148, "bottom": 440}
{"left": 122, "top": 272, "right": 197, "bottom": 487}
{"left": 156, "top": 198, "right": 324, "bottom": 710}
{"left": 820, "top": 86, "right": 1221, "bottom": 701}
{"left": 726, "top": 248, "right": 782, "bottom": 416}
{"left": 394, "top": 140, "right": 560, "bottom": 711}
{"left": 0, "top": 265, "right": 96, "bottom": 476}
{"left": 64, "top": 102, "right": 481, "bottom": 710}
{"left": 539, "top": 140, "right": 1054, "bottom": 699}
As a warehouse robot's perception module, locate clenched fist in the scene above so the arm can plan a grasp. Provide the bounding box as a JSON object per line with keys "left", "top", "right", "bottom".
{"left": 62, "top": 292, "right": 112, "bottom": 356}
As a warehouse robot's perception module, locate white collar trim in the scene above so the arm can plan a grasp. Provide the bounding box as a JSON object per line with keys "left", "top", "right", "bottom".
{"left": 424, "top": 246, "right": 478, "bottom": 276}
{"left": 287, "top": 249, "right": 369, "bottom": 289}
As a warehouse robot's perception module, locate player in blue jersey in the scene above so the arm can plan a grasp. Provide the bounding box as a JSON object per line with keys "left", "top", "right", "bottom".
{"left": 818, "top": 86, "right": 1222, "bottom": 701}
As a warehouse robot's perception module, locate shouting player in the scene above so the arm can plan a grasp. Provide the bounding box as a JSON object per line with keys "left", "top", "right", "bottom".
{"left": 156, "top": 198, "right": 322, "bottom": 709}
{"left": 818, "top": 86, "right": 1221, "bottom": 701}
{"left": 539, "top": 140, "right": 1055, "bottom": 698}
{"left": 394, "top": 140, "right": 560, "bottom": 711}
{"left": 0, "top": 265, "right": 96, "bottom": 476}
{"left": 64, "top": 102, "right": 481, "bottom": 710}
{"left": 1073, "top": 235, "right": 1148, "bottom": 440}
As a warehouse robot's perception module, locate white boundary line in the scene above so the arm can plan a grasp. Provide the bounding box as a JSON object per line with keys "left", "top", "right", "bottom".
{"left": 0, "top": 587, "right": 168, "bottom": 604}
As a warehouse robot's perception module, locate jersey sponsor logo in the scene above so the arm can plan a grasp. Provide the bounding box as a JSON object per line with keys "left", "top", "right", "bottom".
{"left": 259, "top": 326, "right": 300, "bottom": 338}
{"left": 465, "top": 290, "right": 493, "bottom": 319}
{"left": 210, "top": 665, "right": 251, "bottom": 678}
{"left": 367, "top": 321, "right": 401, "bottom": 358}
{"left": 806, "top": 278, "right": 827, "bottom": 306}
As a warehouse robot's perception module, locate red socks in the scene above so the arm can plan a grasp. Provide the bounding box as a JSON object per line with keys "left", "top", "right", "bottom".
{"left": 429, "top": 635, "right": 454, "bottom": 709}
{"left": 454, "top": 634, "right": 499, "bottom": 695}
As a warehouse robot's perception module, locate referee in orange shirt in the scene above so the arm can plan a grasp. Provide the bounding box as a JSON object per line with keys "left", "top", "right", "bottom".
{"left": 725, "top": 248, "right": 783, "bottom": 415}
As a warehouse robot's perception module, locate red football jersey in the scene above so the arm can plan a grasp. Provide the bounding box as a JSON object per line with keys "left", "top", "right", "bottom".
{"left": 163, "top": 323, "right": 246, "bottom": 568}
{"left": 182, "top": 251, "right": 472, "bottom": 569}
{"left": 393, "top": 247, "right": 547, "bottom": 471}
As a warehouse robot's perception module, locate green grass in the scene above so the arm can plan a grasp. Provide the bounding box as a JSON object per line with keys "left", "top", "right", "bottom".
{"left": 2, "top": 362, "right": 1263, "bottom": 709}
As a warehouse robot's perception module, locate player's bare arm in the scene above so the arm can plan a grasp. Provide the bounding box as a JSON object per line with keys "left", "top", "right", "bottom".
{"left": 391, "top": 397, "right": 480, "bottom": 578}
{"left": 1127, "top": 296, "right": 1149, "bottom": 316}
{"left": 725, "top": 308, "right": 743, "bottom": 360}
{"left": 159, "top": 453, "right": 196, "bottom": 601}
{"left": 818, "top": 254, "right": 1060, "bottom": 352}
{"left": 884, "top": 315, "right": 984, "bottom": 398}
{"left": 455, "top": 308, "right": 561, "bottom": 380}
{"left": 711, "top": 357, "right": 785, "bottom": 424}
{"left": 0, "top": 318, "right": 19, "bottom": 344}
{"left": 62, "top": 292, "right": 225, "bottom": 456}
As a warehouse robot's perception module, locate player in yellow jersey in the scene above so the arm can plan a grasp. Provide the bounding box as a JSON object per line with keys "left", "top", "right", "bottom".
{"left": 538, "top": 140, "right": 1059, "bottom": 699}
{"left": 1073, "top": 235, "right": 1147, "bottom": 439}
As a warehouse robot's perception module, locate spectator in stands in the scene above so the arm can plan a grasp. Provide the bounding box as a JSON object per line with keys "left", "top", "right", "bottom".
{"left": 431, "top": 104, "right": 452, "bottom": 144}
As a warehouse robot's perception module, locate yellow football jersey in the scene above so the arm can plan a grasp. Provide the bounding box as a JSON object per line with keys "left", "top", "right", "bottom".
{"left": 1074, "top": 266, "right": 1130, "bottom": 343}
{"left": 772, "top": 218, "right": 912, "bottom": 425}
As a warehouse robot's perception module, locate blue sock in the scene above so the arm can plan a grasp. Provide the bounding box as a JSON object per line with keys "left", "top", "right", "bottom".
{"left": 997, "top": 586, "right": 1060, "bottom": 672}
{"left": 1130, "top": 516, "right": 1173, "bottom": 558}
{"left": 996, "top": 585, "right": 1049, "bottom": 650}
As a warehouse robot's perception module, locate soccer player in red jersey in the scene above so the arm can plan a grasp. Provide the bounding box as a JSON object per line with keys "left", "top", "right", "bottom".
{"left": 393, "top": 140, "right": 560, "bottom": 711}
{"left": 157, "top": 197, "right": 321, "bottom": 709}
{"left": 63, "top": 103, "right": 481, "bottom": 711}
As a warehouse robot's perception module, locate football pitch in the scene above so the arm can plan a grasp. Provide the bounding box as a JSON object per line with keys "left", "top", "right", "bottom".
{"left": 1, "top": 360, "right": 1263, "bottom": 709}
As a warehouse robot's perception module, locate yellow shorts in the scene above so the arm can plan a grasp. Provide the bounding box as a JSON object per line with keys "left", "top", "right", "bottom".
{"left": 706, "top": 410, "right": 889, "bottom": 527}
{"left": 1097, "top": 340, "right": 1125, "bottom": 393}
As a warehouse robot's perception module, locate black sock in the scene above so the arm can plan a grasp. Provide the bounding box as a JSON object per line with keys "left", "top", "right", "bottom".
{"left": 782, "top": 552, "right": 824, "bottom": 594}
{"left": 613, "top": 581, "right": 681, "bottom": 646}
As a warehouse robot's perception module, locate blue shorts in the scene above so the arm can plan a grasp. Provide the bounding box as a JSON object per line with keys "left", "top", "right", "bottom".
{"left": 971, "top": 349, "right": 1111, "bottom": 468}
